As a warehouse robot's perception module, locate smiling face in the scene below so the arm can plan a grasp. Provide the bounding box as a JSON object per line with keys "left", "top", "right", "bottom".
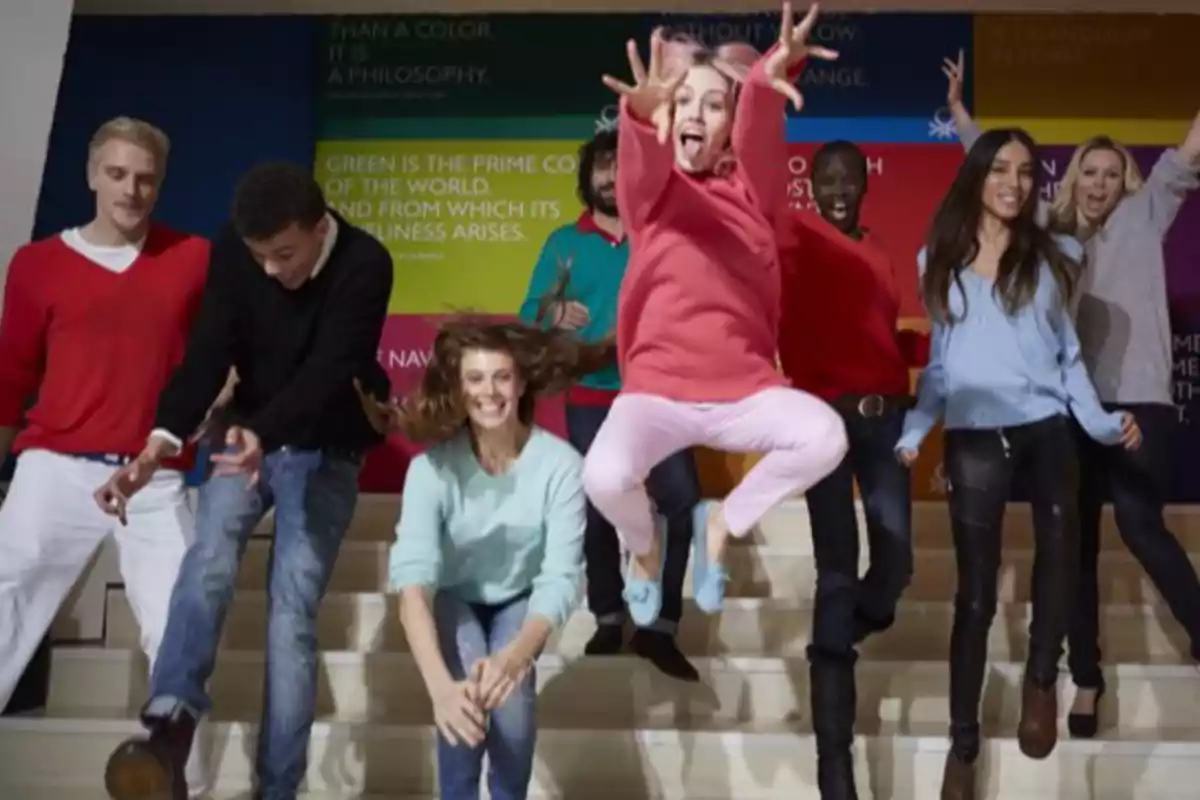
{"left": 672, "top": 64, "right": 734, "bottom": 174}
{"left": 459, "top": 348, "right": 524, "bottom": 432}
{"left": 812, "top": 150, "right": 867, "bottom": 235}
{"left": 981, "top": 139, "right": 1035, "bottom": 223}
{"left": 1073, "top": 146, "right": 1126, "bottom": 226}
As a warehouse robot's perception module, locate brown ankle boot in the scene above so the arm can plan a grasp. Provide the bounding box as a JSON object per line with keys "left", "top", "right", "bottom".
{"left": 1017, "top": 679, "right": 1058, "bottom": 759}
{"left": 940, "top": 750, "right": 976, "bottom": 800}
{"left": 105, "top": 710, "right": 196, "bottom": 800}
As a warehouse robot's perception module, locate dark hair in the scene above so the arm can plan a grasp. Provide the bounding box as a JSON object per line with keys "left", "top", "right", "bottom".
{"left": 812, "top": 140, "right": 867, "bottom": 180}
{"left": 231, "top": 162, "right": 327, "bottom": 240}
{"left": 576, "top": 131, "right": 618, "bottom": 210}
{"left": 922, "top": 127, "right": 1079, "bottom": 323}
{"left": 397, "top": 317, "right": 615, "bottom": 443}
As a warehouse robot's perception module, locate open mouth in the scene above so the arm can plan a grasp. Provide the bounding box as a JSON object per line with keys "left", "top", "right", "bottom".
{"left": 828, "top": 200, "right": 848, "bottom": 220}
{"left": 678, "top": 131, "right": 704, "bottom": 160}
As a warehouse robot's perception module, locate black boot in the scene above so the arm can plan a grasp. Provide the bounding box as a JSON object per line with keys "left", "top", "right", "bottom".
{"left": 631, "top": 629, "right": 700, "bottom": 682}
{"left": 105, "top": 707, "right": 197, "bottom": 800}
{"left": 584, "top": 623, "right": 626, "bottom": 655}
{"left": 810, "top": 654, "right": 858, "bottom": 800}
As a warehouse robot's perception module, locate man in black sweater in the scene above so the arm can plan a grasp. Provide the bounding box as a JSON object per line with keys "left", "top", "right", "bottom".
{"left": 94, "top": 163, "right": 393, "bottom": 800}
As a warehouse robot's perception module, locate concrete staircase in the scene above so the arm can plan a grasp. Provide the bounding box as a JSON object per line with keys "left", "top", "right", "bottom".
{"left": 2, "top": 496, "right": 1200, "bottom": 798}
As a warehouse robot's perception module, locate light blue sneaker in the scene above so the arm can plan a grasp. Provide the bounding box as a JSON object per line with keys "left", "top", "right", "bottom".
{"left": 691, "top": 500, "right": 729, "bottom": 615}
{"left": 622, "top": 515, "right": 668, "bottom": 627}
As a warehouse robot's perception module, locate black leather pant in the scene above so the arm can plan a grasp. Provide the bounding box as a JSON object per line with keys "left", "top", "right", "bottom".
{"left": 1069, "top": 403, "right": 1200, "bottom": 688}
{"left": 943, "top": 415, "right": 1079, "bottom": 763}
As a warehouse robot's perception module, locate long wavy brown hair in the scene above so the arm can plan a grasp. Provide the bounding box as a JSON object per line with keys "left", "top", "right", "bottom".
{"left": 397, "top": 317, "right": 615, "bottom": 443}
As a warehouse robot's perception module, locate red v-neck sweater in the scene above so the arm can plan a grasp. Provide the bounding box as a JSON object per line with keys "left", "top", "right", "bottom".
{"left": 0, "top": 225, "right": 209, "bottom": 467}
{"left": 614, "top": 54, "right": 800, "bottom": 403}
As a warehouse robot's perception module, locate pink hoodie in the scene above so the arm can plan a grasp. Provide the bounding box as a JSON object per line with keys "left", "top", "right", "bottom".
{"left": 615, "top": 53, "right": 799, "bottom": 403}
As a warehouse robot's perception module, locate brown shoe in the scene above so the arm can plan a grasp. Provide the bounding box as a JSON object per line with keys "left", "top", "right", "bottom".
{"left": 105, "top": 711, "right": 196, "bottom": 800}
{"left": 1018, "top": 679, "right": 1058, "bottom": 759}
{"left": 940, "top": 750, "right": 976, "bottom": 800}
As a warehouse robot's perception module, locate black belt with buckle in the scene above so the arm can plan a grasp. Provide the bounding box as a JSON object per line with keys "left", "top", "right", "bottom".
{"left": 76, "top": 452, "right": 134, "bottom": 467}
{"left": 833, "top": 394, "right": 914, "bottom": 418}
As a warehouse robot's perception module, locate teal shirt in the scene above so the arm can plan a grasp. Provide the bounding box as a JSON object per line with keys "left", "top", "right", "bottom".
{"left": 388, "top": 426, "right": 586, "bottom": 629}
{"left": 517, "top": 220, "right": 627, "bottom": 390}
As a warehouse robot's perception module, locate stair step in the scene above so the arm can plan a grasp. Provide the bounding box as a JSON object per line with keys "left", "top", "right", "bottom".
{"left": 46, "top": 647, "right": 1200, "bottom": 734}
{"left": 236, "top": 538, "right": 1200, "bottom": 605}
{"left": 2, "top": 712, "right": 1197, "bottom": 798}
{"left": 105, "top": 590, "right": 1195, "bottom": 662}
{"left": 280, "top": 494, "right": 1200, "bottom": 554}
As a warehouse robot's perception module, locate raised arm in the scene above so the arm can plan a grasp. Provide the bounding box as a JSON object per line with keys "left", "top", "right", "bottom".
{"left": 0, "top": 248, "right": 48, "bottom": 457}
{"left": 942, "top": 50, "right": 980, "bottom": 151}
{"left": 737, "top": 3, "right": 839, "bottom": 224}
{"left": 1135, "top": 110, "right": 1200, "bottom": 237}
{"left": 604, "top": 31, "right": 682, "bottom": 232}
{"left": 731, "top": 50, "right": 803, "bottom": 223}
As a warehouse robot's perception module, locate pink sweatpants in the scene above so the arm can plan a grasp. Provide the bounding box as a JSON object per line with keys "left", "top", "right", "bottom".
{"left": 582, "top": 387, "right": 849, "bottom": 555}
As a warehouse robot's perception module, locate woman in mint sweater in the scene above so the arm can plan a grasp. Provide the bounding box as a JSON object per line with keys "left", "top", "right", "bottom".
{"left": 375, "top": 320, "right": 610, "bottom": 800}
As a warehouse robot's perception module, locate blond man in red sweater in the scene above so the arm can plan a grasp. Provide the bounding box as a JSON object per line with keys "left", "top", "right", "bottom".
{"left": 0, "top": 117, "right": 209, "bottom": 796}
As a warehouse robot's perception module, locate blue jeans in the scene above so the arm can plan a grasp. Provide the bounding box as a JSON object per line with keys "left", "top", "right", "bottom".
{"left": 805, "top": 406, "right": 913, "bottom": 663}
{"left": 434, "top": 591, "right": 537, "bottom": 800}
{"left": 144, "top": 448, "right": 361, "bottom": 799}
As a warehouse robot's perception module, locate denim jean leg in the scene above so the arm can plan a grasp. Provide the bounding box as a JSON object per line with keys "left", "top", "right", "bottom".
{"left": 483, "top": 595, "right": 538, "bottom": 800}
{"left": 644, "top": 447, "right": 702, "bottom": 632}
{"left": 255, "top": 450, "right": 360, "bottom": 799}
{"left": 804, "top": 455, "right": 860, "bottom": 662}
{"left": 851, "top": 410, "right": 914, "bottom": 628}
{"left": 145, "top": 471, "right": 270, "bottom": 720}
{"left": 565, "top": 405, "right": 625, "bottom": 626}
{"left": 433, "top": 592, "right": 492, "bottom": 800}
{"left": 1107, "top": 404, "right": 1200, "bottom": 657}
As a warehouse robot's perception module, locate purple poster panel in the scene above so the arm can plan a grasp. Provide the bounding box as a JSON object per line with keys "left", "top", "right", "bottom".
{"left": 1041, "top": 145, "right": 1200, "bottom": 502}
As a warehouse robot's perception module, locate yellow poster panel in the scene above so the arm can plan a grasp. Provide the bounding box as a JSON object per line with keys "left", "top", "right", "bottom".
{"left": 314, "top": 140, "right": 582, "bottom": 315}
{"left": 973, "top": 14, "right": 1200, "bottom": 121}
{"left": 975, "top": 118, "right": 1193, "bottom": 148}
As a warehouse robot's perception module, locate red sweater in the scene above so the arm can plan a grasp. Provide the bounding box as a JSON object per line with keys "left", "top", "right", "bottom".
{"left": 615, "top": 55, "right": 798, "bottom": 403}
{"left": 0, "top": 226, "right": 209, "bottom": 468}
{"left": 777, "top": 212, "right": 928, "bottom": 401}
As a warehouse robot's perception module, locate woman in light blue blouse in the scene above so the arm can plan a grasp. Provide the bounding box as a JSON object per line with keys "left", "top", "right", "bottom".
{"left": 371, "top": 319, "right": 611, "bottom": 800}
{"left": 894, "top": 128, "right": 1142, "bottom": 800}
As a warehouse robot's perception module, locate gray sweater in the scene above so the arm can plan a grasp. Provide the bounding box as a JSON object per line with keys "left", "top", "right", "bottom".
{"left": 959, "top": 122, "right": 1199, "bottom": 406}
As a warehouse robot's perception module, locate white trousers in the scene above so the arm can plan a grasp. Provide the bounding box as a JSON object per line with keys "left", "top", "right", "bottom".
{"left": 0, "top": 448, "right": 206, "bottom": 791}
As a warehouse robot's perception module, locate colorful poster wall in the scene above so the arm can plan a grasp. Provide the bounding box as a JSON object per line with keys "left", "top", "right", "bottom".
{"left": 314, "top": 12, "right": 1200, "bottom": 501}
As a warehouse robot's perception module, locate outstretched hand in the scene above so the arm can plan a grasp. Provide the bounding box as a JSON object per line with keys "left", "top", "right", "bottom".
{"left": 763, "top": 3, "right": 839, "bottom": 111}
{"left": 942, "top": 48, "right": 965, "bottom": 108}
{"left": 602, "top": 27, "right": 685, "bottom": 145}
{"left": 354, "top": 377, "right": 403, "bottom": 436}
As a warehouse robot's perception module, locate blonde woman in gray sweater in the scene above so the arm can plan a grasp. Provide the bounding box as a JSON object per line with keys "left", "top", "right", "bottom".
{"left": 943, "top": 50, "right": 1200, "bottom": 741}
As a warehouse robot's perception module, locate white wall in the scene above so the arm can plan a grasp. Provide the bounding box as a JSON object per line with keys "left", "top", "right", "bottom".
{"left": 0, "top": 0, "right": 75, "bottom": 290}
{"left": 71, "top": 0, "right": 1200, "bottom": 13}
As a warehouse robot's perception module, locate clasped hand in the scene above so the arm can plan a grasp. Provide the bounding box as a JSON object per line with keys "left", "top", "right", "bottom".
{"left": 431, "top": 648, "right": 532, "bottom": 748}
